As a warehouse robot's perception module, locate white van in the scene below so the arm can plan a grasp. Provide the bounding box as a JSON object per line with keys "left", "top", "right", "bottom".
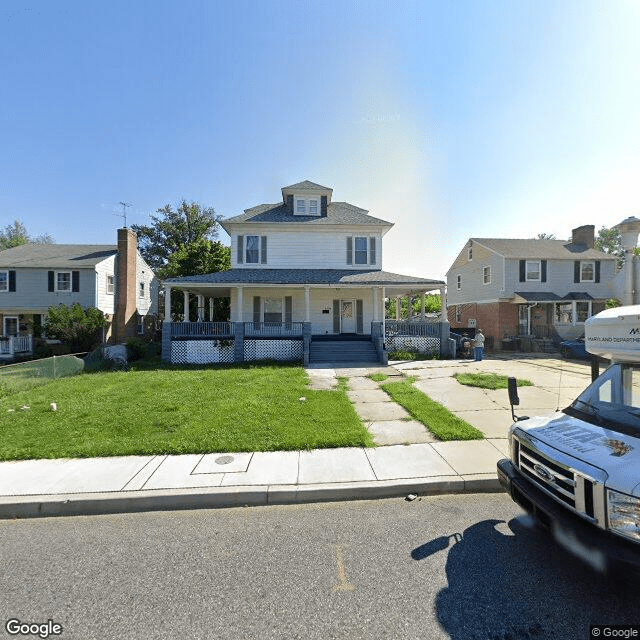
{"left": 497, "top": 305, "right": 640, "bottom": 573}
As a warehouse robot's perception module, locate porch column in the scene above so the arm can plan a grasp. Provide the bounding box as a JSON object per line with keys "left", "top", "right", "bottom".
{"left": 304, "top": 286, "right": 310, "bottom": 322}
{"left": 164, "top": 285, "right": 172, "bottom": 322}
{"left": 395, "top": 296, "right": 401, "bottom": 321}
{"left": 440, "top": 287, "right": 447, "bottom": 319}
{"left": 421, "top": 294, "right": 426, "bottom": 320}
{"left": 571, "top": 301, "right": 577, "bottom": 327}
{"left": 407, "top": 295, "right": 413, "bottom": 320}
{"left": 372, "top": 287, "right": 378, "bottom": 322}
{"left": 236, "top": 286, "right": 243, "bottom": 322}
{"left": 183, "top": 291, "right": 189, "bottom": 322}
{"left": 209, "top": 298, "right": 214, "bottom": 321}
{"left": 197, "top": 295, "right": 204, "bottom": 322}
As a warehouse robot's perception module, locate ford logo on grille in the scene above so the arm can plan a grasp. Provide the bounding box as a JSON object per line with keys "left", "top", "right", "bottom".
{"left": 533, "top": 464, "right": 555, "bottom": 483}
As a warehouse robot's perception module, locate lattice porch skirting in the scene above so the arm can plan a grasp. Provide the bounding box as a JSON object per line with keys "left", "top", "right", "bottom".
{"left": 386, "top": 335, "right": 440, "bottom": 355}
{"left": 244, "top": 339, "right": 303, "bottom": 362}
{"left": 171, "top": 340, "right": 235, "bottom": 364}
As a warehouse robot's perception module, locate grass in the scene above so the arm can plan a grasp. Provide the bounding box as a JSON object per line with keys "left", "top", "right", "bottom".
{"left": 0, "top": 355, "right": 85, "bottom": 398}
{"left": 454, "top": 372, "right": 533, "bottom": 390}
{"left": 0, "top": 364, "right": 374, "bottom": 460}
{"left": 368, "top": 373, "right": 388, "bottom": 383}
{"left": 388, "top": 349, "right": 440, "bottom": 361}
{"left": 381, "top": 379, "right": 483, "bottom": 441}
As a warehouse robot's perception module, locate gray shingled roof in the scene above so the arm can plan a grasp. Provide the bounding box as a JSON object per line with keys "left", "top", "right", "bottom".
{"left": 222, "top": 202, "right": 393, "bottom": 228}
{"left": 473, "top": 238, "right": 613, "bottom": 260}
{"left": 0, "top": 244, "right": 117, "bottom": 269}
{"left": 282, "top": 180, "right": 332, "bottom": 192}
{"left": 165, "top": 269, "right": 443, "bottom": 287}
{"left": 514, "top": 291, "right": 596, "bottom": 302}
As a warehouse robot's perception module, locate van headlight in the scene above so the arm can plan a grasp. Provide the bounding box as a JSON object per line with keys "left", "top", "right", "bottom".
{"left": 607, "top": 490, "right": 640, "bottom": 542}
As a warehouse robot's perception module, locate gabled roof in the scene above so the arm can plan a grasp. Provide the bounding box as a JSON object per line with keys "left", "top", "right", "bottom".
{"left": 282, "top": 180, "right": 332, "bottom": 192}
{"left": 0, "top": 244, "right": 118, "bottom": 269}
{"left": 472, "top": 238, "right": 613, "bottom": 260}
{"left": 222, "top": 202, "right": 393, "bottom": 228}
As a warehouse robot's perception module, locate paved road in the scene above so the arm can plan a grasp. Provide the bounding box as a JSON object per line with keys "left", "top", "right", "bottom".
{"left": 1, "top": 494, "right": 637, "bottom": 640}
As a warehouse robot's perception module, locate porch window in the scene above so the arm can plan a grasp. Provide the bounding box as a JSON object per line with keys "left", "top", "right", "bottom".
{"left": 526, "top": 261, "right": 541, "bottom": 281}
{"left": 0, "top": 270, "right": 8, "bottom": 292}
{"left": 56, "top": 271, "right": 72, "bottom": 292}
{"left": 264, "top": 298, "right": 283, "bottom": 323}
{"left": 483, "top": 266, "right": 491, "bottom": 285}
{"left": 555, "top": 302, "right": 573, "bottom": 324}
{"left": 576, "top": 301, "right": 591, "bottom": 322}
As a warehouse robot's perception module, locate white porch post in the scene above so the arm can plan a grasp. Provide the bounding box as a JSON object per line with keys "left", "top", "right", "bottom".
{"left": 236, "top": 286, "right": 243, "bottom": 322}
{"left": 304, "top": 286, "right": 310, "bottom": 322}
{"left": 407, "top": 295, "right": 413, "bottom": 320}
{"left": 209, "top": 298, "right": 214, "bottom": 321}
{"left": 421, "top": 293, "right": 426, "bottom": 320}
{"left": 571, "top": 301, "right": 577, "bottom": 327}
{"left": 197, "top": 295, "right": 204, "bottom": 322}
{"left": 164, "top": 286, "right": 172, "bottom": 322}
{"left": 382, "top": 287, "right": 386, "bottom": 340}
{"left": 395, "top": 296, "right": 401, "bottom": 321}
{"left": 372, "top": 287, "right": 378, "bottom": 322}
{"left": 182, "top": 291, "right": 189, "bottom": 323}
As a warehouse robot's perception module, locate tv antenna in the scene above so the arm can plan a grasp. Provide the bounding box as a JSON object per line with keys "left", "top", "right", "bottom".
{"left": 114, "top": 201, "right": 131, "bottom": 228}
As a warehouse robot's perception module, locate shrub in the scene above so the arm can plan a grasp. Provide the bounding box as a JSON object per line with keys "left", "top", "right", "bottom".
{"left": 126, "top": 337, "right": 147, "bottom": 361}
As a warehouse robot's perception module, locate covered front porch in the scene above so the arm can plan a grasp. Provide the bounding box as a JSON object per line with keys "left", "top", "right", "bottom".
{"left": 161, "top": 270, "right": 448, "bottom": 365}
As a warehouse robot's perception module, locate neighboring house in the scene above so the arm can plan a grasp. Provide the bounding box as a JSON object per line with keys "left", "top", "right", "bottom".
{"left": 446, "top": 225, "right": 617, "bottom": 350}
{"left": 162, "top": 181, "right": 446, "bottom": 364}
{"left": 0, "top": 228, "right": 158, "bottom": 359}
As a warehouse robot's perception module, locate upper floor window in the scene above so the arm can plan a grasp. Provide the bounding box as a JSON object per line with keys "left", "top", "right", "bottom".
{"left": 468, "top": 247, "right": 473, "bottom": 261}
{"left": 237, "top": 235, "right": 267, "bottom": 265}
{"left": 456, "top": 275, "right": 462, "bottom": 290}
{"left": 526, "top": 260, "right": 541, "bottom": 281}
{"left": 246, "top": 236, "right": 260, "bottom": 263}
{"left": 106, "top": 275, "right": 114, "bottom": 295}
{"left": 139, "top": 282, "right": 145, "bottom": 299}
{"left": 309, "top": 199, "right": 318, "bottom": 215}
{"left": 57, "top": 271, "right": 71, "bottom": 292}
{"left": 295, "top": 197, "right": 320, "bottom": 216}
{"left": 346, "top": 236, "right": 376, "bottom": 266}
{"left": 581, "top": 261, "right": 595, "bottom": 282}
{"left": 0, "top": 270, "right": 8, "bottom": 292}
{"left": 483, "top": 266, "right": 491, "bottom": 285}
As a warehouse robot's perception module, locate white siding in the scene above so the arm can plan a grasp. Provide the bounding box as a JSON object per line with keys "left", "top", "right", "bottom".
{"left": 230, "top": 228, "right": 383, "bottom": 270}
{"left": 135, "top": 252, "right": 158, "bottom": 316}
{"left": 95, "top": 255, "right": 116, "bottom": 315}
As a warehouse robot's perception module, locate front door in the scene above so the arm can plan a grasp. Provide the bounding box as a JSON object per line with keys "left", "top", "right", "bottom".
{"left": 3, "top": 317, "right": 18, "bottom": 337}
{"left": 341, "top": 300, "right": 355, "bottom": 333}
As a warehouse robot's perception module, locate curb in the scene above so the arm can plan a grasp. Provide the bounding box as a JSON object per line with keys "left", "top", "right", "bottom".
{"left": 0, "top": 476, "right": 503, "bottom": 520}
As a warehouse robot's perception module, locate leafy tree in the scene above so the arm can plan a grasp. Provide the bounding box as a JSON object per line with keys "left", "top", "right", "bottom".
{"left": 162, "top": 239, "right": 231, "bottom": 322}
{"left": 385, "top": 294, "right": 442, "bottom": 319}
{"left": 44, "top": 303, "right": 106, "bottom": 352}
{"left": 0, "top": 219, "right": 54, "bottom": 250}
{"left": 131, "top": 200, "right": 222, "bottom": 272}
{"left": 595, "top": 226, "right": 622, "bottom": 258}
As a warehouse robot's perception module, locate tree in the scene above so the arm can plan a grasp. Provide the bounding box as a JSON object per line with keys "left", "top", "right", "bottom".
{"left": 162, "top": 239, "right": 232, "bottom": 322}
{"left": 131, "top": 200, "right": 222, "bottom": 273}
{"left": 385, "top": 294, "right": 442, "bottom": 319}
{"left": 595, "top": 226, "right": 623, "bottom": 258}
{"left": 0, "top": 219, "right": 54, "bottom": 250}
{"left": 44, "top": 303, "right": 106, "bottom": 352}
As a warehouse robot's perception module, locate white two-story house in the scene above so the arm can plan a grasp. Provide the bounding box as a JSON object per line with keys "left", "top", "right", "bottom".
{"left": 162, "top": 181, "right": 445, "bottom": 364}
{"left": 446, "top": 225, "right": 617, "bottom": 351}
{"left": 0, "top": 228, "right": 158, "bottom": 359}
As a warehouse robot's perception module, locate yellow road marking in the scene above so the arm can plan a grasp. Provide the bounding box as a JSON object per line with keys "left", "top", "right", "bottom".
{"left": 331, "top": 544, "right": 355, "bottom": 592}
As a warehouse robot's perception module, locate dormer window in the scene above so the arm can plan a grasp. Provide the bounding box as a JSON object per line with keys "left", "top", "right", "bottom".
{"left": 309, "top": 199, "right": 318, "bottom": 215}
{"left": 294, "top": 197, "right": 320, "bottom": 216}
{"left": 296, "top": 199, "right": 306, "bottom": 214}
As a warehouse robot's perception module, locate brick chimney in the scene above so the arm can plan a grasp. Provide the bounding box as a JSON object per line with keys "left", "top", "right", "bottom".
{"left": 571, "top": 225, "right": 595, "bottom": 249}
{"left": 114, "top": 228, "right": 138, "bottom": 342}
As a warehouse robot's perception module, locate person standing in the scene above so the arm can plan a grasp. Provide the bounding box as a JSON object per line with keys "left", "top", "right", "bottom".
{"left": 474, "top": 329, "right": 485, "bottom": 361}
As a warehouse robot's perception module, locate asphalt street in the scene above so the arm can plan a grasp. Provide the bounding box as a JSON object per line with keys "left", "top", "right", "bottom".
{"left": 1, "top": 493, "right": 638, "bottom": 640}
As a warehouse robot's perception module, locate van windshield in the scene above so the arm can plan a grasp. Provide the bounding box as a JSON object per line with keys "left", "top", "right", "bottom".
{"left": 566, "top": 364, "right": 640, "bottom": 436}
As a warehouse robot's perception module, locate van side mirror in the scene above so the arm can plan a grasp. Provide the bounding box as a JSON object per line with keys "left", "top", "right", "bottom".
{"left": 508, "top": 377, "right": 528, "bottom": 422}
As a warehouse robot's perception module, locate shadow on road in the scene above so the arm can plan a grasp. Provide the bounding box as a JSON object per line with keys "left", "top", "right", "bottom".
{"left": 413, "top": 517, "right": 639, "bottom": 640}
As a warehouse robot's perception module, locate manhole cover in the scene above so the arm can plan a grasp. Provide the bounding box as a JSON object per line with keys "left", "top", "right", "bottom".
{"left": 215, "top": 455, "right": 235, "bottom": 465}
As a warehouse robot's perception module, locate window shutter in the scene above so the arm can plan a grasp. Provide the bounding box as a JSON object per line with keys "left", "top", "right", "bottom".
{"left": 8, "top": 270, "right": 16, "bottom": 292}
{"left": 369, "top": 237, "right": 376, "bottom": 265}
{"left": 285, "top": 296, "right": 292, "bottom": 324}
{"left": 595, "top": 260, "right": 601, "bottom": 283}
{"left": 72, "top": 271, "right": 80, "bottom": 292}
{"left": 48, "top": 271, "right": 55, "bottom": 292}
{"left": 574, "top": 261, "right": 580, "bottom": 283}
{"left": 321, "top": 195, "right": 328, "bottom": 217}
{"left": 260, "top": 236, "right": 267, "bottom": 264}
{"left": 333, "top": 299, "right": 340, "bottom": 333}
{"left": 237, "top": 236, "right": 244, "bottom": 264}
{"left": 519, "top": 260, "right": 525, "bottom": 282}
{"left": 253, "top": 296, "right": 261, "bottom": 323}
{"left": 356, "top": 300, "right": 364, "bottom": 333}
{"left": 541, "top": 260, "right": 547, "bottom": 283}
{"left": 346, "top": 237, "right": 353, "bottom": 265}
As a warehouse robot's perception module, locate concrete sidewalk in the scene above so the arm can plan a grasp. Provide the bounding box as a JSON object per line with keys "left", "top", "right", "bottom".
{"left": 0, "top": 355, "right": 592, "bottom": 519}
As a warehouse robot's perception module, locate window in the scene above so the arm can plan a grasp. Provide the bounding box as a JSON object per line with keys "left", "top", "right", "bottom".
{"left": 56, "top": 271, "right": 71, "bottom": 292}
{"left": 468, "top": 247, "right": 473, "bottom": 261}
{"left": 526, "top": 260, "right": 541, "bottom": 281}
{"left": 576, "top": 301, "right": 591, "bottom": 322}
{"left": 139, "top": 282, "right": 145, "bottom": 299}
{"left": 581, "top": 261, "right": 595, "bottom": 282}
{"left": 309, "top": 199, "right": 318, "bottom": 215}
{"left": 296, "top": 199, "right": 306, "bottom": 214}
{"left": 455, "top": 306, "right": 461, "bottom": 322}
{"left": 295, "top": 197, "right": 320, "bottom": 216}
{"left": 246, "top": 236, "right": 260, "bottom": 263}
{"left": 555, "top": 302, "right": 573, "bottom": 324}
{"left": 457, "top": 275, "right": 461, "bottom": 290}
{"left": 354, "top": 237, "right": 368, "bottom": 264}
{"left": 264, "top": 298, "right": 283, "bottom": 323}
{"left": 0, "top": 270, "right": 7, "bottom": 292}
{"left": 483, "top": 266, "right": 491, "bottom": 285}
{"left": 106, "top": 275, "right": 114, "bottom": 295}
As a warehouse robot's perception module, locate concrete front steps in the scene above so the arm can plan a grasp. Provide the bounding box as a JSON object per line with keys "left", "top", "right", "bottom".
{"left": 310, "top": 337, "right": 379, "bottom": 364}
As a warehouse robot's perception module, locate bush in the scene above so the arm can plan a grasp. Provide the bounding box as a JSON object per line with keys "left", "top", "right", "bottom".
{"left": 126, "top": 337, "right": 147, "bottom": 361}
{"left": 44, "top": 303, "right": 106, "bottom": 353}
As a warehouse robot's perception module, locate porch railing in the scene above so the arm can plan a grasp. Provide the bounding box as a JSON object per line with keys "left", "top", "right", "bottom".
{"left": 170, "top": 322, "right": 232, "bottom": 337}
{"left": 384, "top": 321, "right": 441, "bottom": 338}
{"left": 0, "top": 335, "right": 33, "bottom": 356}
{"left": 245, "top": 322, "right": 304, "bottom": 337}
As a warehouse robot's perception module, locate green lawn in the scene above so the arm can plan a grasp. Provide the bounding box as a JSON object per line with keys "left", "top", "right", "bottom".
{"left": 0, "top": 364, "right": 374, "bottom": 460}
{"left": 454, "top": 372, "right": 533, "bottom": 390}
{"left": 381, "top": 379, "right": 483, "bottom": 441}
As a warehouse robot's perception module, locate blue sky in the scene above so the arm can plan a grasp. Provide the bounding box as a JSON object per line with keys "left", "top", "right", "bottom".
{"left": 1, "top": 0, "right": 639, "bottom": 279}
